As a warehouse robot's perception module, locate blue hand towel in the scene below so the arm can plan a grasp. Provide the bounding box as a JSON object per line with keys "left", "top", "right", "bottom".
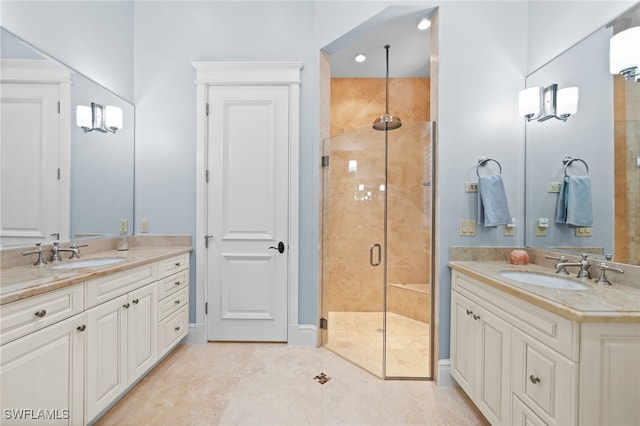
{"left": 477, "top": 174, "right": 512, "bottom": 227}
{"left": 556, "top": 175, "right": 593, "bottom": 227}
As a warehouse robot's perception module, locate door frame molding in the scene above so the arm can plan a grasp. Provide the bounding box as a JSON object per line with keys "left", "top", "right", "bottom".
{"left": 192, "top": 62, "right": 303, "bottom": 344}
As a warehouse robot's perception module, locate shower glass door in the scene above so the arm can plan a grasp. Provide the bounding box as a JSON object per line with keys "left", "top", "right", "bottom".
{"left": 321, "top": 126, "right": 386, "bottom": 378}
{"left": 321, "top": 122, "right": 433, "bottom": 379}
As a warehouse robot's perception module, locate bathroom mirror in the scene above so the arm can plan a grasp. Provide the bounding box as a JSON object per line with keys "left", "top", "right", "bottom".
{"left": 0, "top": 27, "right": 134, "bottom": 247}
{"left": 524, "top": 5, "right": 640, "bottom": 265}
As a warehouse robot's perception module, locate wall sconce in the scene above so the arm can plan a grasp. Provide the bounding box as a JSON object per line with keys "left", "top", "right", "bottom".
{"left": 76, "top": 103, "right": 123, "bottom": 133}
{"left": 518, "top": 84, "right": 579, "bottom": 122}
{"left": 610, "top": 26, "right": 640, "bottom": 82}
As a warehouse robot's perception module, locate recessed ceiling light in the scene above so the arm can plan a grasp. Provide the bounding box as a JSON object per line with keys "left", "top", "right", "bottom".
{"left": 418, "top": 18, "right": 431, "bottom": 31}
{"left": 354, "top": 53, "right": 367, "bottom": 63}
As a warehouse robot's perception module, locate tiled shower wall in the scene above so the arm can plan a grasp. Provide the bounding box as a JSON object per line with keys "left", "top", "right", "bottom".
{"left": 614, "top": 75, "right": 640, "bottom": 265}
{"left": 324, "top": 78, "right": 431, "bottom": 318}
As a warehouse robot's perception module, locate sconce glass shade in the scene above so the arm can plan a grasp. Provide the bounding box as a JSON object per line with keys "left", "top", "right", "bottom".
{"left": 610, "top": 26, "right": 640, "bottom": 78}
{"left": 105, "top": 105, "right": 123, "bottom": 132}
{"left": 557, "top": 87, "right": 579, "bottom": 117}
{"left": 518, "top": 87, "right": 541, "bottom": 118}
{"left": 76, "top": 105, "right": 92, "bottom": 130}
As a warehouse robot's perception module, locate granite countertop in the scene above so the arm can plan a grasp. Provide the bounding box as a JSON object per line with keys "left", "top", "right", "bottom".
{"left": 449, "top": 261, "right": 640, "bottom": 323}
{"left": 1, "top": 245, "right": 192, "bottom": 305}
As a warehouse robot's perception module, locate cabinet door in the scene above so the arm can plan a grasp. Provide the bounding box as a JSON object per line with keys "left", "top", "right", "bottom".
{"left": 0, "top": 313, "right": 85, "bottom": 425}
{"left": 450, "top": 291, "right": 475, "bottom": 395}
{"left": 127, "top": 283, "right": 158, "bottom": 384}
{"left": 475, "top": 305, "right": 511, "bottom": 426}
{"left": 85, "top": 295, "right": 128, "bottom": 422}
{"left": 580, "top": 323, "right": 640, "bottom": 426}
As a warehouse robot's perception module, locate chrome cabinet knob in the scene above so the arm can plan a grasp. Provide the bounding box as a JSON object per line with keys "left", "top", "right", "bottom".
{"left": 77, "top": 325, "right": 86, "bottom": 332}
{"left": 34, "top": 309, "right": 47, "bottom": 318}
{"left": 529, "top": 375, "right": 541, "bottom": 384}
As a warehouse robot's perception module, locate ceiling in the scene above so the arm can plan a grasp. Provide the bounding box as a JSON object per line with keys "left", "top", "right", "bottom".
{"left": 326, "top": 7, "right": 435, "bottom": 78}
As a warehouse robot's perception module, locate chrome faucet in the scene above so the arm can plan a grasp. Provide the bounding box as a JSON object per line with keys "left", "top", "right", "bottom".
{"left": 545, "top": 254, "right": 569, "bottom": 274}
{"left": 594, "top": 263, "right": 624, "bottom": 285}
{"left": 555, "top": 253, "right": 591, "bottom": 279}
{"left": 50, "top": 241, "right": 87, "bottom": 262}
{"left": 22, "top": 242, "right": 47, "bottom": 265}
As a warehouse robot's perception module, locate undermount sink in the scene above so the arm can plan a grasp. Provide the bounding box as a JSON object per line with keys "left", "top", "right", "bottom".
{"left": 498, "top": 270, "right": 591, "bottom": 290}
{"left": 51, "top": 257, "right": 125, "bottom": 269}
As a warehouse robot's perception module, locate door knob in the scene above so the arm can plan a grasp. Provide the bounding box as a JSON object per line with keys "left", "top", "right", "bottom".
{"left": 269, "top": 241, "right": 285, "bottom": 254}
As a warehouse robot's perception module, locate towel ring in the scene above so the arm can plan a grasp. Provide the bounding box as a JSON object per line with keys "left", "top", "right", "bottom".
{"left": 476, "top": 156, "right": 502, "bottom": 177}
{"left": 562, "top": 156, "right": 589, "bottom": 177}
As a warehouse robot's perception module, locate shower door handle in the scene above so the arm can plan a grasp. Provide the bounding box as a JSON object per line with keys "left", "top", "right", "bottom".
{"left": 369, "top": 243, "right": 382, "bottom": 267}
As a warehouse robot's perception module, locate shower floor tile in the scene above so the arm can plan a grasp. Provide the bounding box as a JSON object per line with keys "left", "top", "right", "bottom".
{"left": 324, "top": 311, "right": 431, "bottom": 378}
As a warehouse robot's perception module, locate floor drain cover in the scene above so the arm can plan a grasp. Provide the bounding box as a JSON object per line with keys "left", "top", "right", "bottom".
{"left": 313, "top": 373, "right": 331, "bottom": 384}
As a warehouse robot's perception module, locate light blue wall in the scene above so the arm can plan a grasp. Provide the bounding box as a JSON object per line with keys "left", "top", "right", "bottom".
{"left": 0, "top": 1, "right": 135, "bottom": 102}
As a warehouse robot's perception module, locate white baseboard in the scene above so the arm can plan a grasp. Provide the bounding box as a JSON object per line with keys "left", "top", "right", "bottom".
{"left": 437, "top": 359, "right": 458, "bottom": 387}
{"left": 185, "top": 323, "right": 317, "bottom": 346}
{"left": 185, "top": 322, "right": 207, "bottom": 344}
{"left": 288, "top": 324, "right": 318, "bottom": 346}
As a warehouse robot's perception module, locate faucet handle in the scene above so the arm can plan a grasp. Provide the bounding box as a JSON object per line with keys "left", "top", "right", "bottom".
{"left": 21, "top": 242, "right": 47, "bottom": 265}
{"left": 595, "top": 263, "right": 624, "bottom": 286}
{"left": 70, "top": 243, "right": 88, "bottom": 248}
{"left": 545, "top": 254, "right": 568, "bottom": 262}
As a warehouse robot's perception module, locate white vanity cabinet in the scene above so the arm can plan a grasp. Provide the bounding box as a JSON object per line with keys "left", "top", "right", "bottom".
{"left": 0, "top": 250, "right": 191, "bottom": 425}
{"left": 0, "top": 312, "right": 85, "bottom": 425}
{"left": 451, "top": 290, "right": 511, "bottom": 425}
{"left": 156, "top": 255, "right": 189, "bottom": 357}
{"left": 450, "top": 268, "right": 640, "bottom": 426}
{"left": 85, "top": 281, "right": 158, "bottom": 421}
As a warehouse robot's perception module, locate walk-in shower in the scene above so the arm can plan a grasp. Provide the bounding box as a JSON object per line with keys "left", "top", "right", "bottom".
{"left": 321, "top": 45, "right": 433, "bottom": 379}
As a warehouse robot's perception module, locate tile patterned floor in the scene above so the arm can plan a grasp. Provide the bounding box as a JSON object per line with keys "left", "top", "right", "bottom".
{"left": 96, "top": 343, "right": 488, "bottom": 426}
{"left": 324, "top": 311, "right": 430, "bottom": 378}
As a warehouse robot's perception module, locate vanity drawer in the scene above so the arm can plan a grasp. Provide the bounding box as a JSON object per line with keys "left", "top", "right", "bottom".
{"left": 85, "top": 264, "right": 155, "bottom": 308}
{"left": 158, "top": 253, "right": 189, "bottom": 279}
{"left": 0, "top": 284, "right": 84, "bottom": 345}
{"left": 158, "top": 287, "right": 188, "bottom": 320}
{"left": 157, "top": 269, "right": 189, "bottom": 300}
{"left": 452, "top": 271, "right": 579, "bottom": 360}
{"left": 512, "top": 395, "right": 548, "bottom": 426}
{"left": 159, "top": 305, "right": 188, "bottom": 356}
{"left": 512, "top": 328, "right": 578, "bottom": 426}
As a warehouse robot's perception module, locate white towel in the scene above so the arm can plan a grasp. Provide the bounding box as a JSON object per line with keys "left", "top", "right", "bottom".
{"left": 556, "top": 175, "right": 593, "bottom": 227}
{"left": 477, "top": 175, "right": 512, "bottom": 227}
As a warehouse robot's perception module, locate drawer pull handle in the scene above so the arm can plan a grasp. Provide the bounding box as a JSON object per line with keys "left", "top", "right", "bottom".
{"left": 34, "top": 310, "right": 47, "bottom": 318}
{"left": 466, "top": 310, "right": 473, "bottom": 316}
{"left": 175, "top": 281, "right": 181, "bottom": 286}
{"left": 174, "top": 300, "right": 181, "bottom": 305}
{"left": 175, "top": 262, "right": 181, "bottom": 267}
{"left": 77, "top": 325, "right": 86, "bottom": 332}
{"left": 473, "top": 314, "right": 480, "bottom": 320}
{"left": 132, "top": 299, "right": 139, "bottom": 304}
{"left": 123, "top": 303, "right": 130, "bottom": 309}
{"left": 175, "top": 326, "right": 181, "bottom": 331}
{"left": 529, "top": 375, "right": 541, "bottom": 384}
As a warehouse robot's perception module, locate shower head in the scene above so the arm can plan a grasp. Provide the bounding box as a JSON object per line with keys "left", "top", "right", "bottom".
{"left": 373, "top": 44, "right": 402, "bottom": 131}
{"left": 373, "top": 114, "right": 402, "bottom": 131}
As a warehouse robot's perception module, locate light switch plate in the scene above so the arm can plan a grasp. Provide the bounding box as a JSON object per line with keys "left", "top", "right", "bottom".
{"left": 575, "top": 227, "right": 592, "bottom": 237}
{"left": 465, "top": 182, "right": 478, "bottom": 193}
{"left": 547, "top": 182, "right": 562, "bottom": 193}
{"left": 460, "top": 219, "right": 476, "bottom": 236}
{"left": 119, "top": 219, "right": 128, "bottom": 234}
{"left": 141, "top": 219, "right": 149, "bottom": 233}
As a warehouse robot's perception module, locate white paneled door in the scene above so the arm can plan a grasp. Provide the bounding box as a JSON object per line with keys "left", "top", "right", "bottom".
{"left": 0, "top": 83, "right": 62, "bottom": 247}
{"left": 207, "top": 85, "right": 289, "bottom": 342}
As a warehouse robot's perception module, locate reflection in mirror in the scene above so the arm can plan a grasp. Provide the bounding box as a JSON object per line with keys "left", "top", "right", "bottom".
{"left": 524, "top": 5, "right": 640, "bottom": 266}
{"left": 0, "top": 27, "right": 134, "bottom": 248}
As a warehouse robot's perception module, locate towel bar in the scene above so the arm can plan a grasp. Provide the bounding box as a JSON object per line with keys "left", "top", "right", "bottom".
{"left": 562, "top": 156, "right": 589, "bottom": 177}
{"left": 476, "top": 156, "right": 502, "bottom": 176}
